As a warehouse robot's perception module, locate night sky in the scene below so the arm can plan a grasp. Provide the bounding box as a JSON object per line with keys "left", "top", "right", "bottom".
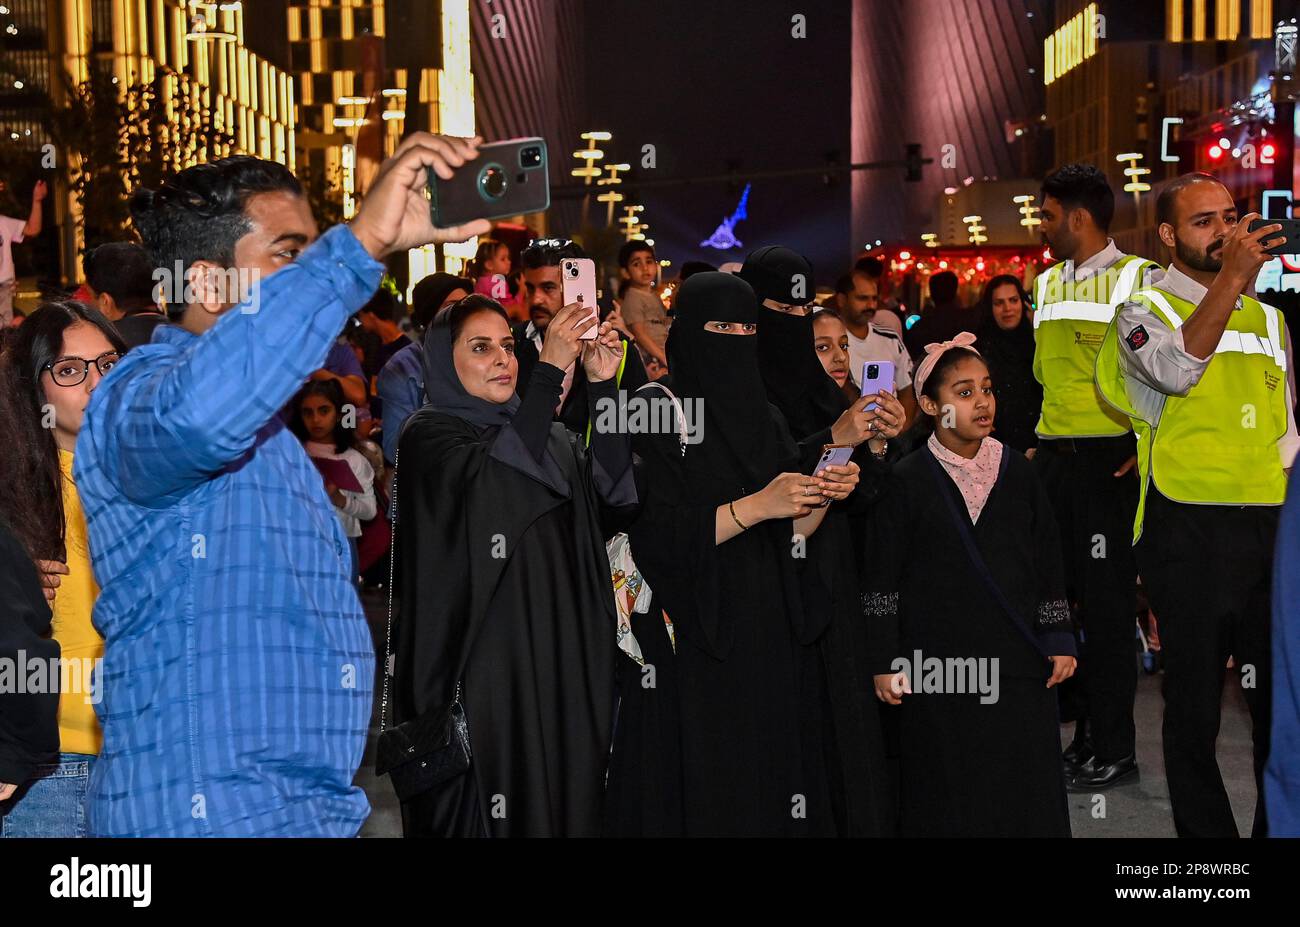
{"left": 583, "top": 0, "right": 853, "bottom": 285}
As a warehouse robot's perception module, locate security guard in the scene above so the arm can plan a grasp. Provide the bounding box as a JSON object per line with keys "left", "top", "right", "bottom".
{"left": 1096, "top": 172, "right": 1298, "bottom": 837}
{"left": 1034, "top": 164, "right": 1160, "bottom": 790}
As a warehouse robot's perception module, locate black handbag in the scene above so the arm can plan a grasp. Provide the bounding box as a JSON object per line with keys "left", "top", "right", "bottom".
{"left": 375, "top": 446, "right": 473, "bottom": 802}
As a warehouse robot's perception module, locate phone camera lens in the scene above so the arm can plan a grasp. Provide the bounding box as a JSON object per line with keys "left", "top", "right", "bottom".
{"left": 867, "top": 365, "right": 878, "bottom": 378}
{"left": 520, "top": 146, "right": 542, "bottom": 168}
{"left": 479, "top": 164, "right": 507, "bottom": 200}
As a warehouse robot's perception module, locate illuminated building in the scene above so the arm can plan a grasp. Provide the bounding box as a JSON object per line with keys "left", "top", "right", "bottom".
{"left": 5, "top": 0, "right": 295, "bottom": 282}
{"left": 1044, "top": 0, "right": 1293, "bottom": 259}
{"left": 286, "top": 0, "right": 477, "bottom": 286}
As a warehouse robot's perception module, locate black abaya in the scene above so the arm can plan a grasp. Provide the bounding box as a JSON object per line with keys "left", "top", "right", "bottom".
{"left": 392, "top": 347, "right": 635, "bottom": 836}
{"left": 863, "top": 444, "right": 1074, "bottom": 837}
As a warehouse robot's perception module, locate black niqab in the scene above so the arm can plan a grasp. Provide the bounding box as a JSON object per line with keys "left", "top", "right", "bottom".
{"left": 741, "top": 246, "right": 847, "bottom": 438}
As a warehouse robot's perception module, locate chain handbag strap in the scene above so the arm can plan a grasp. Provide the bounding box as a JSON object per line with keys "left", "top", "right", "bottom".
{"left": 379, "top": 448, "right": 399, "bottom": 733}
{"left": 379, "top": 443, "right": 463, "bottom": 734}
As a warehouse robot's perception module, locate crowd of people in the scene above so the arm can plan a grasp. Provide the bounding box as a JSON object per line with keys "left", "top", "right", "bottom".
{"left": 0, "top": 135, "right": 1297, "bottom": 838}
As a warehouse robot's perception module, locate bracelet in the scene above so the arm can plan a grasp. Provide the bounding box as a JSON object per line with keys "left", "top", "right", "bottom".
{"left": 728, "top": 500, "right": 749, "bottom": 531}
{"left": 870, "top": 439, "right": 889, "bottom": 460}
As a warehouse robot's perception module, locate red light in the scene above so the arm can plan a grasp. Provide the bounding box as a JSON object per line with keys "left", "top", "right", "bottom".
{"left": 1042, "top": 249, "right": 1052, "bottom": 261}
{"left": 1208, "top": 144, "right": 1223, "bottom": 160}
{"left": 938, "top": 260, "right": 948, "bottom": 269}
{"left": 1263, "top": 143, "right": 1277, "bottom": 158}
{"left": 975, "top": 261, "right": 986, "bottom": 271}
{"left": 898, "top": 250, "right": 911, "bottom": 260}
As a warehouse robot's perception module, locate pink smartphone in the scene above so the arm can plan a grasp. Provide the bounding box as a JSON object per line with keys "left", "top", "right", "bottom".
{"left": 860, "top": 360, "right": 896, "bottom": 411}
{"left": 814, "top": 444, "right": 855, "bottom": 474}
{"left": 561, "top": 257, "right": 600, "bottom": 340}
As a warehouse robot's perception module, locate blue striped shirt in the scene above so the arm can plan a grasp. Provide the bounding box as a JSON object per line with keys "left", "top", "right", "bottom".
{"left": 75, "top": 224, "right": 383, "bottom": 836}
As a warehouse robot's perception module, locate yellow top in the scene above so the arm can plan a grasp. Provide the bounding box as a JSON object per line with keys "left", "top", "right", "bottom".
{"left": 52, "top": 448, "right": 103, "bottom": 756}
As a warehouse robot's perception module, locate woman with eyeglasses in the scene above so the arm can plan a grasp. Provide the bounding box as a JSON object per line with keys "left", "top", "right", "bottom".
{"left": 0, "top": 301, "right": 125, "bottom": 837}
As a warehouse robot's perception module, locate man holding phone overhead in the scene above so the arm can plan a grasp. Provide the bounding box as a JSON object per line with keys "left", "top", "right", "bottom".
{"left": 74, "top": 134, "right": 490, "bottom": 837}
{"left": 1095, "top": 171, "right": 1299, "bottom": 837}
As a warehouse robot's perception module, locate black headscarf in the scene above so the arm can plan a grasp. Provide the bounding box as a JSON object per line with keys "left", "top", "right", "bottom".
{"left": 740, "top": 246, "right": 847, "bottom": 438}
{"left": 420, "top": 303, "right": 521, "bottom": 428}
{"left": 667, "top": 272, "right": 793, "bottom": 494}
{"left": 418, "top": 302, "right": 568, "bottom": 493}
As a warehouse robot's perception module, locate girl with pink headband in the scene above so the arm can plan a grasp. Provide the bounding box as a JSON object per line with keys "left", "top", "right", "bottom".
{"left": 860, "top": 331, "right": 1080, "bottom": 836}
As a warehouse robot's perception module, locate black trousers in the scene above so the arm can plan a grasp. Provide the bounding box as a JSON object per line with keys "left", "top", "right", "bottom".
{"left": 1034, "top": 435, "right": 1139, "bottom": 763}
{"left": 1137, "top": 490, "right": 1277, "bottom": 838}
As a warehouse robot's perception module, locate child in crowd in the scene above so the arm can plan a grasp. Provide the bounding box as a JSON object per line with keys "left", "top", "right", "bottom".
{"left": 616, "top": 240, "right": 669, "bottom": 370}
{"left": 811, "top": 306, "right": 860, "bottom": 405}
{"left": 864, "top": 333, "right": 1077, "bottom": 837}
{"left": 293, "top": 380, "right": 377, "bottom": 584}
{"left": 468, "top": 238, "right": 519, "bottom": 315}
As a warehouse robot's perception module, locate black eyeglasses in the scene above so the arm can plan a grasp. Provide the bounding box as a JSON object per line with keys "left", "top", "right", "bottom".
{"left": 44, "top": 352, "right": 121, "bottom": 387}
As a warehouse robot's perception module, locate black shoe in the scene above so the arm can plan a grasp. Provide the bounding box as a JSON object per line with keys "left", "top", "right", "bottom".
{"left": 1062, "top": 737, "right": 1094, "bottom": 776}
{"left": 1067, "top": 754, "right": 1139, "bottom": 792}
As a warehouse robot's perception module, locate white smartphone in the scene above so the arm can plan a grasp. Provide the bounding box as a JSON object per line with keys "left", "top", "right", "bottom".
{"left": 814, "top": 444, "right": 855, "bottom": 474}
{"left": 860, "top": 360, "right": 896, "bottom": 411}
{"left": 561, "top": 257, "right": 600, "bottom": 340}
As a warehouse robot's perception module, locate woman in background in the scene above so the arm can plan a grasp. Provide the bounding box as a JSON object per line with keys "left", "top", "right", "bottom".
{"left": 0, "top": 301, "right": 124, "bottom": 837}
{"left": 975, "top": 275, "right": 1041, "bottom": 455}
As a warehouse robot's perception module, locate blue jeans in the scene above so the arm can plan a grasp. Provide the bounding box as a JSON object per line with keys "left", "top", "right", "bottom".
{"left": 0, "top": 753, "right": 95, "bottom": 837}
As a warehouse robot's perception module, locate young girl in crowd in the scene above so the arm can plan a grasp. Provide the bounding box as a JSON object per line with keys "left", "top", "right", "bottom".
{"left": 293, "top": 379, "right": 377, "bottom": 584}
{"left": 467, "top": 238, "right": 518, "bottom": 314}
{"left": 812, "top": 306, "right": 861, "bottom": 404}
{"left": 864, "top": 333, "right": 1076, "bottom": 837}
{"left": 0, "top": 301, "right": 125, "bottom": 837}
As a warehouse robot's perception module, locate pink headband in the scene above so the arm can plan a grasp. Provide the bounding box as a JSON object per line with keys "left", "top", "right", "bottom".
{"left": 912, "top": 331, "right": 980, "bottom": 401}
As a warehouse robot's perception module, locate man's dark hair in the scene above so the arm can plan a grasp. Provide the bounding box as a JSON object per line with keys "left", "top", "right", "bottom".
{"left": 84, "top": 242, "right": 159, "bottom": 311}
{"left": 834, "top": 273, "right": 854, "bottom": 296}
{"left": 129, "top": 155, "right": 303, "bottom": 318}
{"left": 358, "top": 288, "right": 401, "bottom": 324}
{"left": 617, "top": 239, "right": 655, "bottom": 268}
{"left": 854, "top": 256, "right": 884, "bottom": 278}
{"left": 411, "top": 273, "right": 473, "bottom": 331}
{"left": 679, "top": 260, "right": 715, "bottom": 280}
{"left": 929, "top": 270, "right": 959, "bottom": 304}
{"left": 1156, "top": 172, "right": 1220, "bottom": 226}
{"left": 520, "top": 238, "right": 587, "bottom": 270}
{"left": 1041, "top": 163, "right": 1115, "bottom": 232}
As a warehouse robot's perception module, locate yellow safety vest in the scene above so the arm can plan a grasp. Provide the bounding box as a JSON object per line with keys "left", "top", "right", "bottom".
{"left": 1033, "top": 254, "right": 1157, "bottom": 438}
{"left": 1095, "top": 285, "right": 1289, "bottom": 542}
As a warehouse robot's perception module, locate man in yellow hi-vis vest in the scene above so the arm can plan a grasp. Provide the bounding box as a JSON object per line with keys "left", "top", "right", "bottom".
{"left": 1096, "top": 172, "right": 1298, "bottom": 837}
{"left": 1033, "top": 164, "right": 1160, "bottom": 792}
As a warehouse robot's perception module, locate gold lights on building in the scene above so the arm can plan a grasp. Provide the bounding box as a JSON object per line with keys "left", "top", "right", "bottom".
{"left": 1044, "top": 3, "right": 1099, "bottom": 86}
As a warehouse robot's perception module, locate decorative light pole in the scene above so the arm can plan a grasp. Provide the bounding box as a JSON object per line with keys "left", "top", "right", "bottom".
{"left": 574, "top": 131, "right": 609, "bottom": 229}
{"left": 1115, "top": 152, "right": 1151, "bottom": 209}
{"left": 1013, "top": 194, "right": 1042, "bottom": 238}
{"left": 962, "top": 215, "right": 988, "bottom": 246}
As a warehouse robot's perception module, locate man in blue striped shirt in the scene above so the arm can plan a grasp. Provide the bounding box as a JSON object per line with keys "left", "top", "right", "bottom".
{"left": 75, "top": 134, "right": 489, "bottom": 836}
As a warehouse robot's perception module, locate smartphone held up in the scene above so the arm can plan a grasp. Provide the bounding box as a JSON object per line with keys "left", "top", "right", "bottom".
{"left": 561, "top": 257, "right": 601, "bottom": 340}
{"left": 427, "top": 137, "right": 551, "bottom": 229}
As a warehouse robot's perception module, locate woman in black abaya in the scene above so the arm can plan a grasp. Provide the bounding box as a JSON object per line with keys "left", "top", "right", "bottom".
{"left": 623, "top": 272, "right": 860, "bottom": 836}
{"left": 740, "top": 246, "right": 905, "bottom": 837}
{"left": 390, "top": 295, "right": 635, "bottom": 837}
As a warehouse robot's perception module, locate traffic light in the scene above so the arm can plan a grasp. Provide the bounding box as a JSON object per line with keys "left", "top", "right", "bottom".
{"left": 905, "top": 144, "right": 923, "bottom": 183}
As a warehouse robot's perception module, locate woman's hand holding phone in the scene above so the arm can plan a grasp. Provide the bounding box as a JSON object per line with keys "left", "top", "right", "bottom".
{"left": 831, "top": 392, "right": 905, "bottom": 447}
{"left": 815, "top": 462, "right": 860, "bottom": 503}
{"left": 538, "top": 300, "right": 598, "bottom": 371}
{"left": 581, "top": 319, "right": 624, "bottom": 382}
{"left": 756, "top": 472, "right": 825, "bottom": 520}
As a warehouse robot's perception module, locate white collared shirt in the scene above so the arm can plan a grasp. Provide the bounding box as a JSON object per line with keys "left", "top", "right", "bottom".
{"left": 1115, "top": 264, "right": 1298, "bottom": 468}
